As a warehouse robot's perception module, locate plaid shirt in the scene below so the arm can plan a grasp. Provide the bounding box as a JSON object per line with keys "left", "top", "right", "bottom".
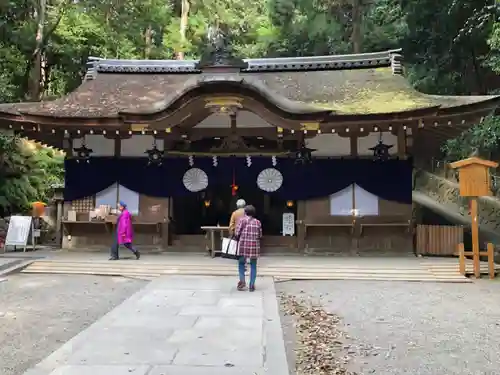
{"left": 235, "top": 215, "right": 262, "bottom": 258}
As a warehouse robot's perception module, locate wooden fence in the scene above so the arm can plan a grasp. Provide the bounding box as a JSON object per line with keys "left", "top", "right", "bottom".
{"left": 416, "top": 224, "right": 464, "bottom": 256}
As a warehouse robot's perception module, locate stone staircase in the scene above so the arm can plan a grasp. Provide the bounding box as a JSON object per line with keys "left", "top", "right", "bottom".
{"left": 18, "top": 255, "right": 480, "bottom": 282}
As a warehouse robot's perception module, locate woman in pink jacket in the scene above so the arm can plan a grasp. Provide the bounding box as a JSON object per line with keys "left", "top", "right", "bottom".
{"left": 109, "top": 201, "right": 140, "bottom": 260}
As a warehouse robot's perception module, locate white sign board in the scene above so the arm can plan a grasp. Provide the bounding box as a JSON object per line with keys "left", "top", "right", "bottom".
{"left": 5, "top": 216, "right": 34, "bottom": 251}
{"left": 282, "top": 213, "right": 295, "bottom": 236}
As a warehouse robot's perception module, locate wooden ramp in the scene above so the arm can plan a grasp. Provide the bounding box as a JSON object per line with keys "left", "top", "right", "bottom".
{"left": 20, "top": 256, "right": 475, "bottom": 283}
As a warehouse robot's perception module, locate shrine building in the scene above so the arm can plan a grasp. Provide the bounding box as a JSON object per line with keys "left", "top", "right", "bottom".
{"left": 0, "top": 46, "right": 499, "bottom": 255}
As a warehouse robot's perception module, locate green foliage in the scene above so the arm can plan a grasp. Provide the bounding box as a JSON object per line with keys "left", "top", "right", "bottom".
{"left": 0, "top": 133, "right": 64, "bottom": 215}
{"left": 441, "top": 115, "right": 500, "bottom": 161}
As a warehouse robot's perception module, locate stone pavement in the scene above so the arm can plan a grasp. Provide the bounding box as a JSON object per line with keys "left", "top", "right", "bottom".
{"left": 23, "top": 276, "right": 289, "bottom": 375}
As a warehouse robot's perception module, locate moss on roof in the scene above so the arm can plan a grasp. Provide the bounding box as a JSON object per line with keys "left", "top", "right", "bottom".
{"left": 312, "top": 89, "right": 435, "bottom": 114}
{"left": 0, "top": 66, "right": 498, "bottom": 118}
{"left": 257, "top": 67, "right": 437, "bottom": 114}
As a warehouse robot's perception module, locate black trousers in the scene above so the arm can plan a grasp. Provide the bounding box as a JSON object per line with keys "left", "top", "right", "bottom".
{"left": 110, "top": 235, "right": 137, "bottom": 258}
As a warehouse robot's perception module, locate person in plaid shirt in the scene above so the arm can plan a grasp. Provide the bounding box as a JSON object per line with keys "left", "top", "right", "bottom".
{"left": 234, "top": 205, "right": 262, "bottom": 292}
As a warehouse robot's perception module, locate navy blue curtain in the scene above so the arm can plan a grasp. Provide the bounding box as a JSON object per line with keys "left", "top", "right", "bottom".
{"left": 64, "top": 158, "right": 119, "bottom": 201}
{"left": 64, "top": 157, "right": 412, "bottom": 204}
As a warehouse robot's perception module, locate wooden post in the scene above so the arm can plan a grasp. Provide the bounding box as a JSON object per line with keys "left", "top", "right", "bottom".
{"left": 487, "top": 242, "right": 495, "bottom": 279}
{"left": 470, "top": 197, "right": 480, "bottom": 278}
{"left": 296, "top": 201, "right": 306, "bottom": 251}
{"left": 349, "top": 136, "right": 358, "bottom": 157}
{"left": 397, "top": 126, "right": 406, "bottom": 158}
{"left": 458, "top": 242, "right": 465, "bottom": 275}
{"left": 55, "top": 200, "right": 63, "bottom": 247}
{"left": 449, "top": 157, "right": 499, "bottom": 279}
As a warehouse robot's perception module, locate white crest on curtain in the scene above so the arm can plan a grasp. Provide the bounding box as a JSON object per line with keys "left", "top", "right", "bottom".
{"left": 257, "top": 168, "right": 283, "bottom": 192}
{"left": 183, "top": 168, "right": 208, "bottom": 192}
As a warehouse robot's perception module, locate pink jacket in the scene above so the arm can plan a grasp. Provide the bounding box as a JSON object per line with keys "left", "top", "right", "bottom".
{"left": 117, "top": 209, "right": 134, "bottom": 244}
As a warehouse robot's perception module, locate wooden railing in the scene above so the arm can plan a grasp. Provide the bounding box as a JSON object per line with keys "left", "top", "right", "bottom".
{"left": 416, "top": 224, "right": 464, "bottom": 256}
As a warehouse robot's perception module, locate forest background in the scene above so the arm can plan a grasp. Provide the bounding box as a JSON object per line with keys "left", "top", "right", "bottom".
{"left": 0, "top": 0, "right": 499, "bottom": 212}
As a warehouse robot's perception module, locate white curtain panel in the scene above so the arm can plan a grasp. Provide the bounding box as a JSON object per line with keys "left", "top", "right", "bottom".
{"left": 329, "top": 185, "right": 354, "bottom": 216}
{"left": 353, "top": 184, "right": 379, "bottom": 216}
{"left": 95, "top": 183, "right": 118, "bottom": 208}
{"left": 118, "top": 185, "right": 140, "bottom": 215}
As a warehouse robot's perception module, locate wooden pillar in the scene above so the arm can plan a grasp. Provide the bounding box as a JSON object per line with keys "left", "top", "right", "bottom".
{"left": 161, "top": 198, "right": 170, "bottom": 250}
{"left": 55, "top": 200, "right": 63, "bottom": 247}
{"left": 62, "top": 137, "right": 73, "bottom": 157}
{"left": 114, "top": 136, "right": 121, "bottom": 203}
{"left": 351, "top": 184, "right": 357, "bottom": 253}
{"left": 350, "top": 135, "right": 358, "bottom": 157}
{"left": 114, "top": 136, "right": 121, "bottom": 157}
{"left": 470, "top": 197, "right": 480, "bottom": 278}
{"left": 296, "top": 200, "right": 306, "bottom": 251}
{"left": 397, "top": 126, "right": 407, "bottom": 158}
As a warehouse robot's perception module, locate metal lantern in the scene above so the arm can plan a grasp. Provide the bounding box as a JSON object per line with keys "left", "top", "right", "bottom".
{"left": 145, "top": 140, "right": 164, "bottom": 166}
{"left": 369, "top": 132, "right": 393, "bottom": 161}
{"left": 73, "top": 139, "right": 93, "bottom": 163}
{"left": 294, "top": 142, "right": 315, "bottom": 164}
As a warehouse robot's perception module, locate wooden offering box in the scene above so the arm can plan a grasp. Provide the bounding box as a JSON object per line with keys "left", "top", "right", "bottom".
{"left": 449, "top": 157, "right": 498, "bottom": 197}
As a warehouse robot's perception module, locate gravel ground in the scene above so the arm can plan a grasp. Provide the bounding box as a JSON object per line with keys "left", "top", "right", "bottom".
{"left": 0, "top": 274, "right": 147, "bottom": 375}
{"left": 277, "top": 280, "right": 500, "bottom": 375}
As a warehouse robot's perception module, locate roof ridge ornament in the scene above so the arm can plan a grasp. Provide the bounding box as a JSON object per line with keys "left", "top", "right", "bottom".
{"left": 390, "top": 52, "right": 403, "bottom": 75}
{"left": 84, "top": 57, "right": 102, "bottom": 81}
{"left": 195, "top": 24, "right": 248, "bottom": 71}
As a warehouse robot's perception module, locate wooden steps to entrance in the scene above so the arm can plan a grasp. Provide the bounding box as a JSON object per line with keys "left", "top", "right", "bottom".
{"left": 21, "top": 259, "right": 472, "bottom": 283}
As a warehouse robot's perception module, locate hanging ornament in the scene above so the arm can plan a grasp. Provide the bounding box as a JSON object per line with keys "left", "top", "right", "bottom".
{"left": 231, "top": 170, "right": 239, "bottom": 196}
{"left": 183, "top": 168, "right": 208, "bottom": 192}
{"left": 246, "top": 155, "right": 252, "bottom": 167}
{"left": 257, "top": 168, "right": 283, "bottom": 192}
{"left": 188, "top": 155, "right": 194, "bottom": 167}
{"left": 145, "top": 139, "right": 164, "bottom": 166}
{"left": 369, "top": 131, "right": 393, "bottom": 161}
{"left": 212, "top": 156, "right": 218, "bottom": 167}
{"left": 73, "top": 137, "right": 93, "bottom": 163}
{"left": 272, "top": 156, "right": 277, "bottom": 166}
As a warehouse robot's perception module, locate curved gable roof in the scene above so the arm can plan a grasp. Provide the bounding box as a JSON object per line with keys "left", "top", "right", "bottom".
{"left": 0, "top": 49, "right": 498, "bottom": 124}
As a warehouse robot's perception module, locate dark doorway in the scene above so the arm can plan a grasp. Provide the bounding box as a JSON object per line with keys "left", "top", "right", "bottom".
{"left": 172, "top": 184, "right": 297, "bottom": 235}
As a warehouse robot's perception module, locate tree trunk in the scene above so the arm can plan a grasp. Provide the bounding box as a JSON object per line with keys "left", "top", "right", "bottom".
{"left": 28, "top": 0, "right": 47, "bottom": 101}
{"left": 144, "top": 24, "right": 153, "bottom": 59}
{"left": 40, "top": 52, "right": 48, "bottom": 99}
{"left": 177, "top": 0, "right": 190, "bottom": 60}
{"left": 351, "top": 0, "right": 363, "bottom": 54}
{"left": 469, "top": 45, "right": 485, "bottom": 94}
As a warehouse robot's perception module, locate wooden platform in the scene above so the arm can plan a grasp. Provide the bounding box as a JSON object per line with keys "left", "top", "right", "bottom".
{"left": 16, "top": 253, "right": 494, "bottom": 283}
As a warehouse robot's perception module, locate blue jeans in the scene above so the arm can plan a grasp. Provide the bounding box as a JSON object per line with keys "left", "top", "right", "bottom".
{"left": 238, "top": 256, "right": 257, "bottom": 286}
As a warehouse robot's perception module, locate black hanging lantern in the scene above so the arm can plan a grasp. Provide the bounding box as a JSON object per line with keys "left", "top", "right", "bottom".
{"left": 369, "top": 132, "right": 393, "bottom": 161}
{"left": 73, "top": 139, "right": 93, "bottom": 163}
{"left": 491, "top": 174, "right": 497, "bottom": 192}
{"left": 145, "top": 140, "right": 164, "bottom": 166}
{"left": 294, "top": 141, "right": 315, "bottom": 165}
